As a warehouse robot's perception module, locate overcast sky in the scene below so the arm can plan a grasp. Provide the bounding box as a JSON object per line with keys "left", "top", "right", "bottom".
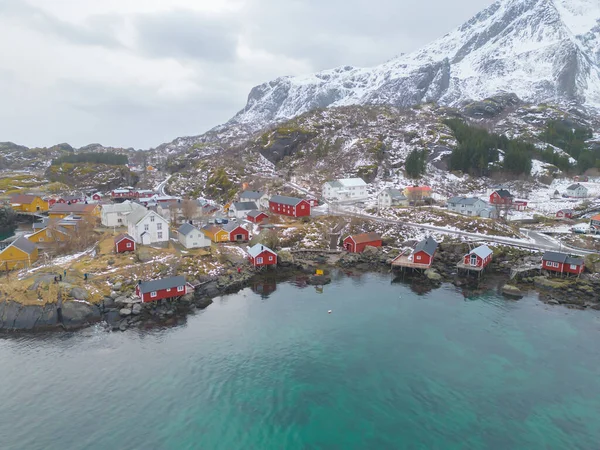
{"left": 0, "top": 0, "right": 495, "bottom": 150}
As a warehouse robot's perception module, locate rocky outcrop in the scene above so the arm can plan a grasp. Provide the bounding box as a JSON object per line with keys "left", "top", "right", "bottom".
{"left": 0, "top": 300, "right": 100, "bottom": 332}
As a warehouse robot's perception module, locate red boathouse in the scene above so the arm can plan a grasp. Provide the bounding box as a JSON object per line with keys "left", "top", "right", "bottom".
{"left": 223, "top": 223, "right": 250, "bottom": 242}
{"left": 135, "top": 276, "right": 194, "bottom": 303}
{"left": 489, "top": 189, "right": 513, "bottom": 205}
{"left": 343, "top": 232, "right": 382, "bottom": 253}
{"left": 247, "top": 244, "right": 277, "bottom": 267}
{"left": 463, "top": 245, "right": 493, "bottom": 268}
{"left": 114, "top": 233, "right": 136, "bottom": 253}
{"left": 247, "top": 210, "right": 269, "bottom": 224}
{"left": 542, "top": 251, "right": 585, "bottom": 276}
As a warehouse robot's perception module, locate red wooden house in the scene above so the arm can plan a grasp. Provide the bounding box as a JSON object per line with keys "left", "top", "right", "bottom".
{"left": 306, "top": 197, "right": 319, "bottom": 207}
{"left": 343, "top": 232, "right": 382, "bottom": 253}
{"left": 513, "top": 200, "right": 528, "bottom": 211}
{"left": 556, "top": 209, "right": 574, "bottom": 219}
{"left": 489, "top": 189, "right": 513, "bottom": 205}
{"left": 247, "top": 244, "right": 277, "bottom": 267}
{"left": 91, "top": 192, "right": 104, "bottom": 201}
{"left": 114, "top": 233, "right": 136, "bottom": 253}
{"left": 463, "top": 245, "right": 493, "bottom": 269}
{"left": 542, "top": 252, "right": 585, "bottom": 276}
{"left": 247, "top": 210, "right": 269, "bottom": 224}
{"left": 223, "top": 222, "right": 249, "bottom": 242}
{"left": 135, "top": 276, "right": 194, "bottom": 303}
{"left": 412, "top": 237, "right": 438, "bottom": 267}
{"left": 269, "top": 195, "right": 311, "bottom": 217}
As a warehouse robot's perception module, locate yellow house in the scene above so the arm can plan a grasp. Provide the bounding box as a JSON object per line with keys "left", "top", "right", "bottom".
{"left": 10, "top": 194, "right": 48, "bottom": 213}
{"left": 48, "top": 203, "right": 100, "bottom": 220}
{"left": 0, "top": 237, "right": 39, "bottom": 270}
{"left": 28, "top": 226, "right": 69, "bottom": 244}
{"left": 201, "top": 224, "right": 228, "bottom": 243}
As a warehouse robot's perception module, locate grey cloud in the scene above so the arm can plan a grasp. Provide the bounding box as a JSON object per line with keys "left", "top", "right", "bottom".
{"left": 133, "top": 10, "right": 238, "bottom": 62}
{"left": 0, "top": 0, "right": 122, "bottom": 48}
{"left": 242, "top": 0, "right": 496, "bottom": 69}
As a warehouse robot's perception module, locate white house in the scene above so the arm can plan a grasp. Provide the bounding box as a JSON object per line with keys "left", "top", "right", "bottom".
{"left": 239, "top": 191, "right": 269, "bottom": 209}
{"left": 322, "top": 178, "right": 369, "bottom": 202}
{"left": 101, "top": 201, "right": 146, "bottom": 227}
{"left": 377, "top": 188, "right": 408, "bottom": 208}
{"left": 447, "top": 197, "right": 489, "bottom": 217}
{"left": 229, "top": 201, "right": 258, "bottom": 219}
{"left": 127, "top": 208, "right": 170, "bottom": 245}
{"left": 177, "top": 222, "right": 211, "bottom": 249}
{"left": 565, "top": 183, "right": 588, "bottom": 198}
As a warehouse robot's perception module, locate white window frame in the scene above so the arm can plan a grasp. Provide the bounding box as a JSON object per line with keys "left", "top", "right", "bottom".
{"left": 150, "top": 215, "right": 155, "bottom": 222}
{"left": 416, "top": 255, "right": 421, "bottom": 261}
{"left": 150, "top": 291, "right": 157, "bottom": 298}
{"left": 177, "top": 286, "right": 184, "bottom": 292}
{"left": 144, "top": 224, "right": 149, "bottom": 231}
{"left": 256, "top": 257, "right": 263, "bottom": 264}
{"left": 126, "top": 242, "right": 132, "bottom": 248}
{"left": 570, "top": 264, "right": 578, "bottom": 270}
{"left": 157, "top": 223, "right": 162, "bottom": 230}
{"left": 157, "top": 232, "right": 163, "bottom": 239}
{"left": 268, "top": 255, "right": 273, "bottom": 261}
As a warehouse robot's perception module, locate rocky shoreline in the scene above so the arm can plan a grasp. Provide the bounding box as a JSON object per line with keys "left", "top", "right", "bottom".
{"left": 1, "top": 243, "right": 598, "bottom": 333}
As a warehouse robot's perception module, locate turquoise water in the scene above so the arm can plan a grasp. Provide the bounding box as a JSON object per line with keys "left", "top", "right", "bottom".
{"left": 1, "top": 273, "right": 600, "bottom": 450}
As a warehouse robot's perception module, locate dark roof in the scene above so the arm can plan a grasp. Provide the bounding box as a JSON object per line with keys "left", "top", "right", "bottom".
{"left": 178, "top": 223, "right": 198, "bottom": 236}
{"left": 567, "top": 183, "right": 586, "bottom": 190}
{"left": 222, "top": 222, "right": 246, "bottom": 233}
{"left": 449, "top": 196, "right": 484, "bottom": 206}
{"left": 10, "top": 194, "right": 40, "bottom": 204}
{"left": 542, "top": 251, "right": 568, "bottom": 263}
{"left": 247, "top": 210, "right": 267, "bottom": 218}
{"left": 348, "top": 232, "right": 381, "bottom": 244}
{"left": 138, "top": 276, "right": 187, "bottom": 294}
{"left": 494, "top": 189, "right": 513, "bottom": 198}
{"left": 33, "top": 218, "right": 49, "bottom": 229}
{"left": 114, "top": 233, "right": 134, "bottom": 244}
{"left": 240, "top": 190, "right": 265, "bottom": 200}
{"left": 10, "top": 236, "right": 37, "bottom": 255}
{"left": 414, "top": 237, "right": 438, "bottom": 256}
{"left": 49, "top": 203, "right": 97, "bottom": 214}
{"left": 270, "top": 195, "right": 304, "bottom": 206}
{"left": 566, "top": 256, "right": 584, "bottom": 266}
{"left": 232, "top": 201, "right": 258, "bottom": 210}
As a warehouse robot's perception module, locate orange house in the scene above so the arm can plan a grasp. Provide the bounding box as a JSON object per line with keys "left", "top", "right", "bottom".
{"left": 28, "top": 226, "right": 70, "bottom": 244}
{"left": 201, "top": 224, "right": 229, "bottom": 243}
{"left": 0, "top": 237, "right": 39, "bottom": 270}
{"left": 10, "top": 194, "right": 48, "bottom": 213}
{"left": 48, "top": 203, "right": 100, "bottom": 220}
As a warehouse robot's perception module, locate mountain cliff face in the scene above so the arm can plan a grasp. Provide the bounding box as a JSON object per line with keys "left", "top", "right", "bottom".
{"left": 226, "top": 0, "right": 600, "bottom": 131}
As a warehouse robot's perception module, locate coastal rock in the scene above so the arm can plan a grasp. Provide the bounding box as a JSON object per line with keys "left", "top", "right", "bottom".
{"left": 114, "top": 296, "right": 129, "bottom": 307}
{"left": 61, "top": 301, "right": 101, "bottom": 329}
{"left": 308, "top": 275, "right": 332, "bottom": 285}
{"left": 534, "top": 277, "right": 567, "bottom": 290}
{"left": 69, "top": 287, "right": 89, "bottom": 301}
{"left": 180, "top": 293, "right": 194, "bottom": 303}
{"left": 109, "top": 291, "right": 119, "bottom": 300}
{"left": 119, "top": 308, "right": 132, "bottom": 317}
{"left": 502, "top": 284, "right": 523, "bottom": 298}
{"left": 103, "top": 297, "right": 115, "bottom": 309}
{"left": 425, "top": 269, "right": 442, "bottom": 282}
{"left": 132, "top": 304, "right": 142, "bottom": 315}
{"left": 113, "top": 283, "right": 122, "bottom": 291}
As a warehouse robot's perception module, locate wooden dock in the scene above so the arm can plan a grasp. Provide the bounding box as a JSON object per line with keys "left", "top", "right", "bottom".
{"left": 456, "top": 262, "right": 485, "bottom": 272}
{"left": 391, "top": 252, "right": 432, "bottom": 270}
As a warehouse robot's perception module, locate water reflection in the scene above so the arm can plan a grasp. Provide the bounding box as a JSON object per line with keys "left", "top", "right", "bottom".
{"left": 250, "top": 281, "right": 277, "bottom": 299}
{"left": 390, "top": 274, "right": 435, "bottom": 295}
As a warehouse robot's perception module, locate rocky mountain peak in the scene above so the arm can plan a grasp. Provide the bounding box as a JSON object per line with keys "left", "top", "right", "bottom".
{"left": 225, "top": 0, "right": 600, "bottom": 132}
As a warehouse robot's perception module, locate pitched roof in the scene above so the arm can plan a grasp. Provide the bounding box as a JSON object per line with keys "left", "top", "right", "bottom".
{"left": 247, "top": 244, "right": 275, "bottom": 258}
{"left": 102, "top": 200, "right": 143, "bottom": 214}
{"left": 469, "top": 245, "right": 493, "bottom": 259}
{"left": 382, "top": 188, "right": 407, "bottom": 200}
{"left": 138, "top": 276, "right": 187, "bottom": 294}
{"left": 414, "top": 237, "right": 438, "bottom": 256}
{"left": 542, "top": 251, "right": 568, "bottom": 263}
{"left": 558, "top": 209, "right": 575, "bottom": 213}
{"left": 567, "top": 183, "right": 586, "bottom": 191}
{"left": 247, "top": 210, "right": 268, "bottom": 218}
{"left": 127, "top": 208, "right": 166, "bottom": 226}
{"left": 178, "top": 223, "right": 198, "bottom": 236}
{"left": 10, "top": 194, "right": 40, "bottom": 205}
{"left": 49, "top": 203, "right": 97, "bottom": 214}
{"left": 9, "top": 236, "right": 37, "bottom": 255}
{"left": 449, "top": 196, "right": 484, "bottom": 206}
{"left": 240, "top": 190, "right": 265, "bottom": 200}
{"left": 270, "top": 195, "right": 304, "bottom": 206}
{"left": 592, "top": 214, "right": 600, "bottom": 221}
{"left": 231, "top": 201, "right": 258, "bottom": 211}
{"left": 222, "top": 222, "right": 246, "bottom": 233}
{"left": 202, "top": 224, "right": 224, "bottom": 235}
{"left": 337, "top": 178, "right": 367, "bottom": 188}
{"left": 494, "top": 189, "right": 513, "bottom": 198}
{"left": 406, "top": 186, "right": 432, "bottom": 192}
{"left": 33, "top": 218, "right": 49, "bottom": 230}
{"left": 348, "top": 232, "right": 381, "bottom": 244}
{"left": 114, "top": 233, "right": 134, "bottom": 244}
{"left": 566, "top": 256, "right": 584, "bottom": 266}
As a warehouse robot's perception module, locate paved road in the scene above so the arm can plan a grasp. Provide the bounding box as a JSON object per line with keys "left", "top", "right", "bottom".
{"left": 156, "top": 175, "right": 172, "bottom": 196}
{"left": 322, "top": 208, "right": 596, "bottom": 257}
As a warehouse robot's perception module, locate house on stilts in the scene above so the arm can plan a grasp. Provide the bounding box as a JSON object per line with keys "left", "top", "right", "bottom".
{"left": 391, "top": 237, "right": 438, "bottom": 272}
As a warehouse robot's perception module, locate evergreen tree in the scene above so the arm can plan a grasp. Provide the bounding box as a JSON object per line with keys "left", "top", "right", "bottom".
{"left": 405, "top": 149, "right": 427, "bottom": 178}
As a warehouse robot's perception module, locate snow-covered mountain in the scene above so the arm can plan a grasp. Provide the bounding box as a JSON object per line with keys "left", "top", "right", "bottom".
{"left": 226, "top": 0, "right": 600, "bottom": 131}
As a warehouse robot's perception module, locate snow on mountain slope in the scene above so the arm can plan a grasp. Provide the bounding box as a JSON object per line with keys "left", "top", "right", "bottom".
{"left": 227, "top": 0, "right": 600, "bottom": 131}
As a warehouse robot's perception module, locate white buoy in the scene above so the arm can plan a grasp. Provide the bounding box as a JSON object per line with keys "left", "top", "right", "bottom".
{"left": 328, "top": 310, "right": 332, "bottom": 314}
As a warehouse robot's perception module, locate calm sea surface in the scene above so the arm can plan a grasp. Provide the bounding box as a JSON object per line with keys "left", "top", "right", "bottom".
{"left": 1, "top": 272, "right": 600, "bottom": 450}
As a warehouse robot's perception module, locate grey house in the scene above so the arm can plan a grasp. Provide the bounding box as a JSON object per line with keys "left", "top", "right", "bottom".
{"left": 447, "top": 197, "right": 489, "bottom": 217}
